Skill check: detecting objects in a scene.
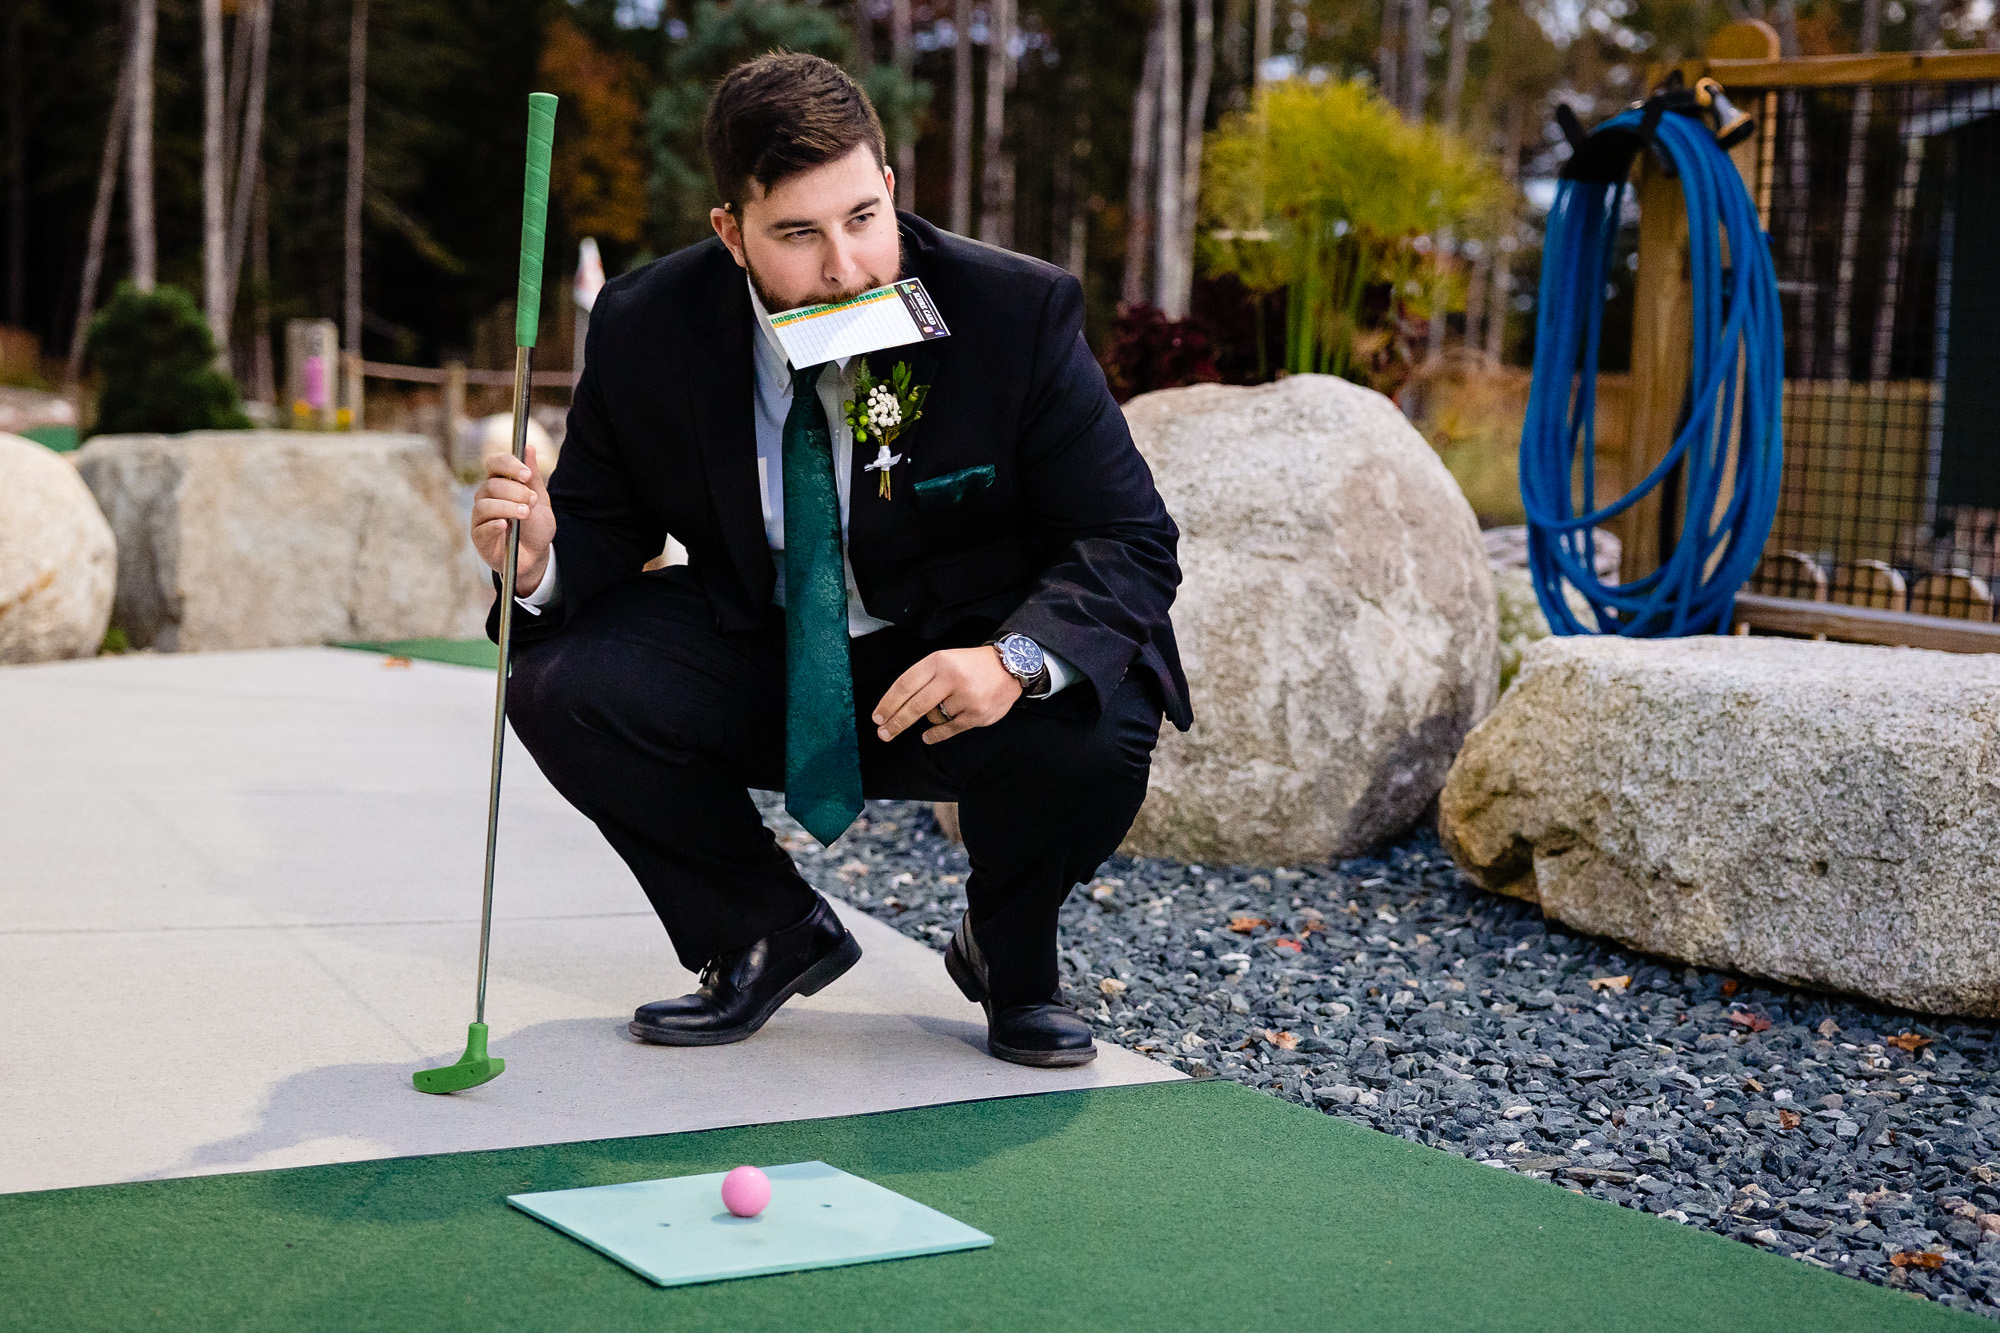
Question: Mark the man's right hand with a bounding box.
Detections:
[471,443,557,598]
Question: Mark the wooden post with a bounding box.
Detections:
[1617,161,1695,584]
[1618,20,1778,587]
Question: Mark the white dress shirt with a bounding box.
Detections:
[518,276,1075,698]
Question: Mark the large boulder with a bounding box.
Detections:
[1440,634,2000,1017]
[1119,374,1499,866]
[74,431,489,651]
[0,433,116,663]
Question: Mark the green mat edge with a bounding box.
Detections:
[337,637,498,669]
[0,1079,1977,1332]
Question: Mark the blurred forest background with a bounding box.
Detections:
[2,0,1994,514]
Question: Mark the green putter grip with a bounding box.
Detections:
[515,92,558,349]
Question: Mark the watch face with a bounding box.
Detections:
[998,634,1044,678]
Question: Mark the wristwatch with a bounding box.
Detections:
[988,632,1051,698]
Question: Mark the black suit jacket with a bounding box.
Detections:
[494,211,1192,732]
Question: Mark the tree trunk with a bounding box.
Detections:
[1378,0,1400,113]
[1401,0,1427,119]
[1220,0,1247,105]
[202,0,228,355]
[1911,0,1941,52]
[1770,0,1800,54]
[852,0,872,66]
[1463,247,1487,359]
[6,8,22,328]
[252,174,274,404]
[1171,0,1213,321]
[1123,20,1162,306]
[978,0,1016,247]
[1828,0,1879,381]
[1442,0,1468,129]
[950,0,973,234]
[891,0,914,211]
[224,0,270,338]
[1252,0,1273,87]
[1153,0,1183,314]
[224,0,254,167]
[127,0,156,292]
[344,0,368,376]
[69,53,134,385]
[1485,103,1524,363]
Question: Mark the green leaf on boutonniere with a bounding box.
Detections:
[845,357,929,500]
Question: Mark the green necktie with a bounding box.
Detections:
[782,362,864,846]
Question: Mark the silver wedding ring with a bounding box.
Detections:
[929,703,954,725]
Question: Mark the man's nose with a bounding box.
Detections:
[823,232,863,292]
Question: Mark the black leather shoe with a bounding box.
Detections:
[629,895,861,1046]
[943,913,1097,1068]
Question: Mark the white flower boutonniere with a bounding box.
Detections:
[844,359,929,500]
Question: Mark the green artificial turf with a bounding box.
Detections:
[0,1081,1975,1332]
[20,423,79,453]
[338,637,499,669]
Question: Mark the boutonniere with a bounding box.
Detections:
[845,358,930,499]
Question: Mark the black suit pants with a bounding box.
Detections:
[504,566,1164,1009]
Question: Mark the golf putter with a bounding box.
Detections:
[415,91,558,1095]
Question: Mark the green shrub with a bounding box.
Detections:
[84,283,250,437]
[1200,80,1506,391]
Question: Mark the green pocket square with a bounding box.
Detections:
[910,464,996,509]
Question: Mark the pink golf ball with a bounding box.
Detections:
[720,1165,771,1218]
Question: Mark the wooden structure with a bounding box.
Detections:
[1620,22,2000,653]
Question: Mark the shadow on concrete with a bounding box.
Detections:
[159,1009,1100,1192]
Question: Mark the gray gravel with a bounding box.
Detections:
[759,794,2000,1319]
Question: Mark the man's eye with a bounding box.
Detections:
[786,230,815,241]
[850,212,875,228]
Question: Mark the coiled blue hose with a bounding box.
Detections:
[1519,107,1784,637]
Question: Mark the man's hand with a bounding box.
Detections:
[873,646,1022,745]
[470,443,556,597]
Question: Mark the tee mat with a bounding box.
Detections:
[507,1160,992,1288]
[767,278,950,367]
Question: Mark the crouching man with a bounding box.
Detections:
[470,52,1191,1067]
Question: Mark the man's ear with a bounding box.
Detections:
[882,163,896,205]
[710,205,747,268]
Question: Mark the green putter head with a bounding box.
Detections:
[413,1022,505,1094]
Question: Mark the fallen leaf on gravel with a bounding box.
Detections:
[1891,1251,1946,1271]
[1777,1108,1802,1130]
[1886,1032,1934,1052]
[1273,938,1303,953]
[1261,1029,1299,1050]
[1743,1077,1766,1093]
[1098,977,1127,995]
[1587,975,1631,993]
[1721,978,1740,997]
[1729,1011,1773,1032]
[1817,1018,1841,1037]
[1228,916,1269,934]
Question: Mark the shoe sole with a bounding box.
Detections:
[945,936,1098,1068]
[628,930,863,1047]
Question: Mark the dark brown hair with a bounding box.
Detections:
[703,53,886,211]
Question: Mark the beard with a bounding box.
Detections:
[745,233,906,314]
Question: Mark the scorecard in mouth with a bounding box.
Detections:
[768,277,950,366]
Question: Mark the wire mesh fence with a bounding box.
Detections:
[1736,76,2000,622]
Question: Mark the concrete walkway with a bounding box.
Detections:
[0,648,1176,1195]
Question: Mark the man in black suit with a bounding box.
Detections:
[471,53,1190,1068]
